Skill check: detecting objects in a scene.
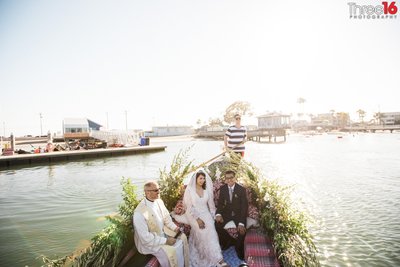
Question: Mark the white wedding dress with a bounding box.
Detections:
[183,171,223,267]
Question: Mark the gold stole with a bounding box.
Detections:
[163,226,189,267]
[137,201,189,267]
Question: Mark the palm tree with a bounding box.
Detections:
[337,112,350,128]
[297,97,306,117]
[329,109,336,126]
[373,112,382,125]
[356,109,366,124]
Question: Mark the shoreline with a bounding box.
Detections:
[0,145,167,169]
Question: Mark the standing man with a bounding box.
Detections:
[133,181,188,267]
[215,170,248,260]
[224,114,247,157]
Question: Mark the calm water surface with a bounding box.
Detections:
[1,134,399,266]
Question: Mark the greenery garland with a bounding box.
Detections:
[158,146,194,211]
[207,152,319,266]
[41,178,139,267]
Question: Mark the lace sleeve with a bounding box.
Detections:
[207,190,216,219]
[183,188,200,220]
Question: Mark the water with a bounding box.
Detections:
[1,134,400,266]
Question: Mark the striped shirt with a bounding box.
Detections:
[225,125,247,152]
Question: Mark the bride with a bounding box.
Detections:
[183,170,229,267]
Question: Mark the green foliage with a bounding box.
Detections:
[208,117,224,127]
[259,179,319,266]
[118,177,140,225]
[41,178,139,267]
[223,101,253,123]
[71,217,132,267]
[242,163,319,267]
[207,154,319,267]
[40,256,66,267]
[159,147,194,211]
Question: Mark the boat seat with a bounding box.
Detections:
[119,248,158,267]
[244,228,280,267]
[143,256,159,267]
[122,219,187,267]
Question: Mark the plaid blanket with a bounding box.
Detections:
[144,256,159,267]
[245,229,280,267]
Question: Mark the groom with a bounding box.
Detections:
[215,170,248,260]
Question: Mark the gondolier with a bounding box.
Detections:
[224,114,247,157]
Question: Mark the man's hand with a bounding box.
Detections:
[238,225,246,235]
[166,237,176,246]
[215,215,224,224]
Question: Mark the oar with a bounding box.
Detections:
[189,140,247,172]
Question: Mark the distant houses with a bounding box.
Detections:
[61,111,400,142]
[380,112,400,125]
[62,118,103,139]
[144,126,194,137]
[62,118,140,146]
[257,113,291,129]
[310,113,336,127]
[290,112,351,131]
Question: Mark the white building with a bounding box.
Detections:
[62,118,139,145]
[380,112,400,125]
[62,118,103,139]
[145,126,194,137]
[257,113,291,129]
[62,118,102,135]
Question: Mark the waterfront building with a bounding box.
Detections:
[199,125,228,132]
[62,118,140,146]
[257,112,291,129]
[336,112,350,128]
[310,113,336,127]
[145,126,194,137]
[62,118,103,139]
[380,112,400,125]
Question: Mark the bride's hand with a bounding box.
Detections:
[197,218,205,229]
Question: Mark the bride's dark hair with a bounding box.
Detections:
[196,171,207,190]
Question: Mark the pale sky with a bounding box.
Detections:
[0,0,399,136]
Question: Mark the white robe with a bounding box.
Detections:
[133,198,184,267]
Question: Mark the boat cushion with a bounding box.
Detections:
[244,229,280,267]
[144,256,159,267]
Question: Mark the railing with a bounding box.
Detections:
[344,125,400,131]
[90,130,140,146]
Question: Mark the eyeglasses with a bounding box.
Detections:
[235,117,241,120]
[225,176,235,180]
[146,189,160,193]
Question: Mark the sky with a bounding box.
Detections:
[0,0,399,136]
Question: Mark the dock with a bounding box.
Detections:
[196,128,287,142]
[0,145,166,168]
[343,125,400,133]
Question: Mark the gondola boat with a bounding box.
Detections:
[42,151,319,267]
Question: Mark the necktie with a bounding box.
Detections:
[229,187,233,202]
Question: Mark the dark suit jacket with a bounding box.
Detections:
[216,182,248,227]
